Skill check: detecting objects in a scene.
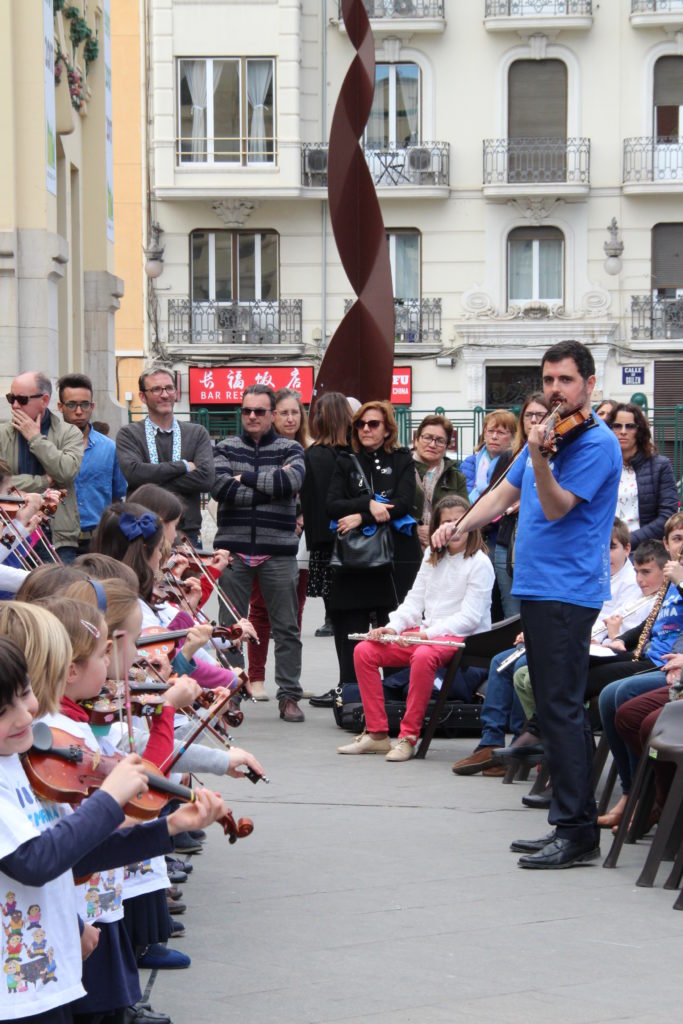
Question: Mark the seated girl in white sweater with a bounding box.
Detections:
[338,495,494,762]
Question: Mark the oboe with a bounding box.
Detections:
[348,632,464,649]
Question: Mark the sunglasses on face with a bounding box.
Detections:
[241,407,270,418]
[357,419,383,430]
[612,422,637,432]
[6,393,43,406]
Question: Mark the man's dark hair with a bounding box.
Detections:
[57,373,93,402]
[242,384,275,411]
[541,340,595,381]
[139,366,176,392]
[633,539,668,569]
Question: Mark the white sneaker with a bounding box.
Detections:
[386,736,417,762]
[337,731,391,755]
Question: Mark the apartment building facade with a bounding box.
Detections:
[122,0,683,421]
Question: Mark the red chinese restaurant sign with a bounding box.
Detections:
[189,366,412,405]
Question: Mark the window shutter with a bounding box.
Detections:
[654,57,683,107]
[652,224,683,289]
[508,60,567,139]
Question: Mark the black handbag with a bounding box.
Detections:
[329,455,395,572]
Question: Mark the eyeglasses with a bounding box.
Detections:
[6,393,43,406]
[612,422,637,432]
[419,434,447,447]
[523,410,545,421]
[62,401,93,412]
[241,407,270,418]
[357,419,383,430]
[143,385,176,397]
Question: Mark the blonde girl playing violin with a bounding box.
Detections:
[0,604,227,1024]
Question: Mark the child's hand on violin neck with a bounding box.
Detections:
[182,622,214,660]
[163,675,202,710]
[167,788,229,834]
[100,754,149,806]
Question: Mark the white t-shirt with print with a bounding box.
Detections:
[0,754,85,1020]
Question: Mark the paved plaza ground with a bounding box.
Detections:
[142,597,681,1024]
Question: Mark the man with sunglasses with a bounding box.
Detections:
[0,371,83,559]
[56,374,128,558]
[116,366,215,546]
[212,385,307,722]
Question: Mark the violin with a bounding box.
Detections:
[195,689,243,730]
[78,692,166,726]
[0,494,26,519]
[538,401,592,458]
[135,624,243,661]
[23,723,254,844]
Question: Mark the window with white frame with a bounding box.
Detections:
[387,230,420,300]
[178,58,275,165]
[508,226,563,305]
[190,231,279,302]
[367,63,420,148]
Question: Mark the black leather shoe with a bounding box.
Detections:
[493,742,545,763]
[510,830,556,853]
[314,622,334,637]
[522,787,553,809]
[518,836,600,869]
[308,689,335,708]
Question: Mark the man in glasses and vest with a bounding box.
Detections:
[212,384,307,723]
[116,365,215,547]
[0,371,83,561]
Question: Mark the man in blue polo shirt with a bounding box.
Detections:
[433,340,622,869]
[57,374,127,559]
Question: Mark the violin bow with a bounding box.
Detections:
[159,688,238,773]
[158,568,239,670]
[137,656,236,753]
[177,539,248,633]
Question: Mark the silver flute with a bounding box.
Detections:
[496,594,654,674]
[348,632,464,648]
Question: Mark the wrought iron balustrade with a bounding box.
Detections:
[631,295,683,340]
[339,0,444,18]
[302,142,449,188]
[343,297,442,344]
[623,137,683,182]
[631,1,683,12]
[167,299,303,346]
[485,1,591,13]
[483,137,590,184]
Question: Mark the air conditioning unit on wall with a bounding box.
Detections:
[304,148,328,187]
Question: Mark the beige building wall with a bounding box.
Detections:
[127,0,683,421]
[0,0,125,426]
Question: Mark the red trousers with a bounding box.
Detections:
[353,632,460,739]
[247,571,308,681]
[615,686,674,810]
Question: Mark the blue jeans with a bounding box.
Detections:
[598,670,667,794]
[493,544,520,619]
[479,648,527,748]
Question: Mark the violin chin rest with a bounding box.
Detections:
[30,722,54,752]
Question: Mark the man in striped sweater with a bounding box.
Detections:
[212,385,306,722]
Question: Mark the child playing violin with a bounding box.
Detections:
[338,496,494,762]
[0,607,228,1024]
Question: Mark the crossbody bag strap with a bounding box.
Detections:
[349,453,373,496]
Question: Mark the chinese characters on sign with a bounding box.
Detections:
[189,366,413,405]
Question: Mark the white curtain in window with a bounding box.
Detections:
[509,240,532,301]
[247,61,273,162]
[394,234,420,300]
[539,239,563,300]
[184,61,208,162]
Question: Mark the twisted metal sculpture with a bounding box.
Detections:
[312,0,394,407]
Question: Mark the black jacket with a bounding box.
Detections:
[326,447,421,611]
[301,444,350,549]
[628,451,679,548]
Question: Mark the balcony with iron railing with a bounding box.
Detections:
[301,142,449,194]
[484,0,593,32]
[167,298,304,355]
[337,0,446,34]
[631,295,683,340]
[631,1,683,30]
[482,137,590,198]
[623,138,683,193]
[343,297,443,353]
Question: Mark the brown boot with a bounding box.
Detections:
[279,698,305,723]
[452,746,498,775]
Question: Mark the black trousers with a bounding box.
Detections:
[521,600,599,844]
